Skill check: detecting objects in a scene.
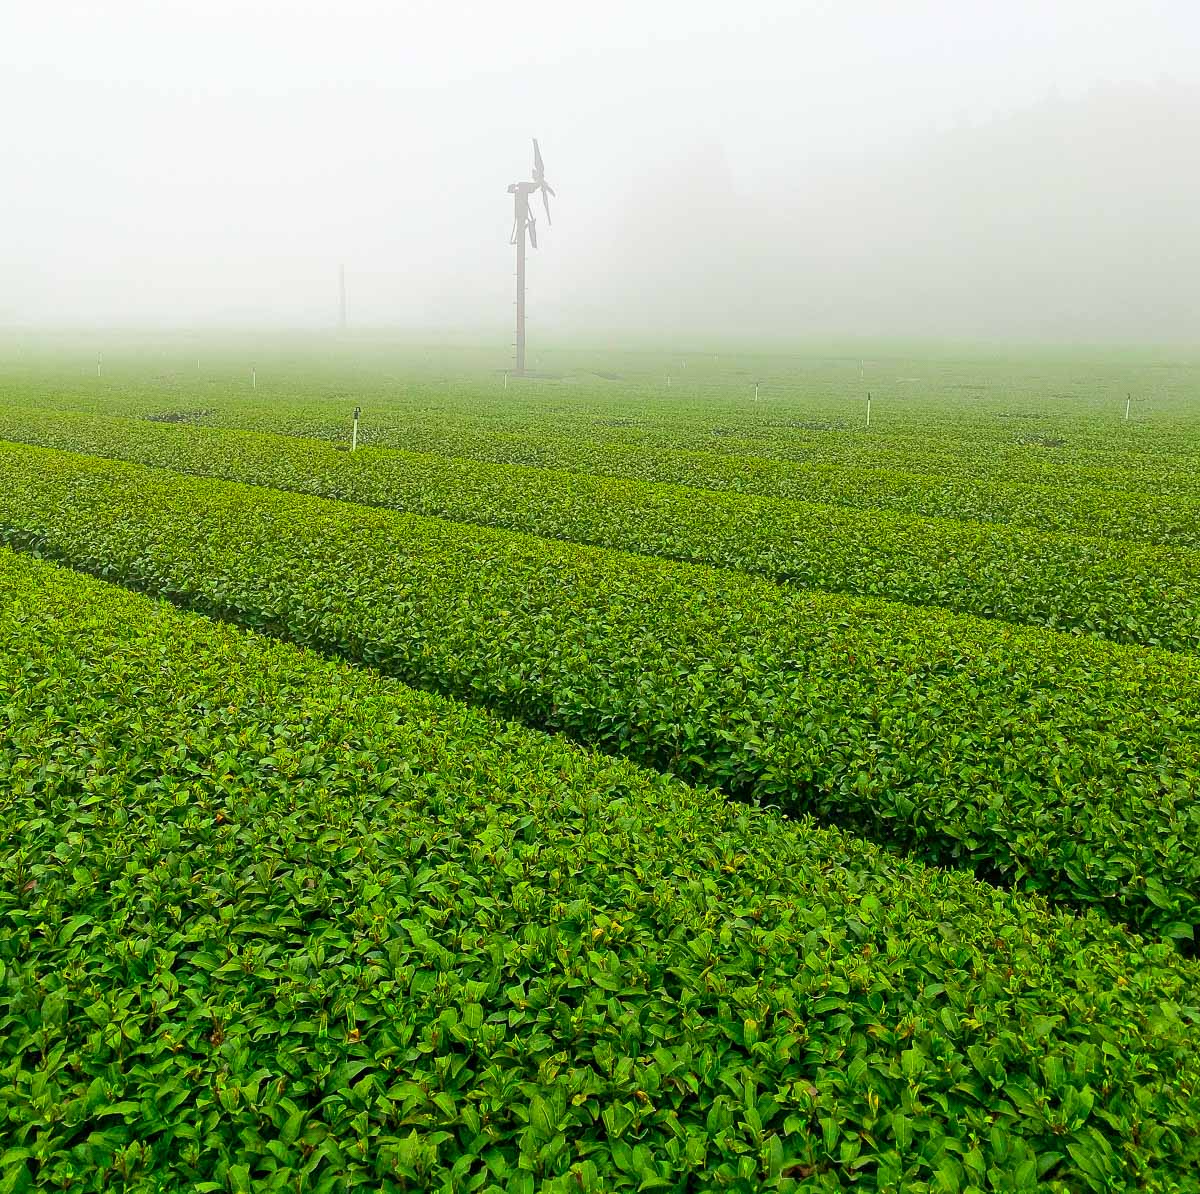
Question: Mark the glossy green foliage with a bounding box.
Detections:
[254,423,1200,550]
[2,443,1198,941]
[0,409,1196,652]
[2,341,1200,549]
[3,549,1199,1192]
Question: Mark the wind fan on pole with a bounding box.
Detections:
[508,139,555,375]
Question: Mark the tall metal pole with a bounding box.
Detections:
[338,264,347,333]
[514,192,527,375]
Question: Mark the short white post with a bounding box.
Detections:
[503,372,508,390]
[866,393,872,427]
[97,353,102,378]
[754,383,759,402]
[1125,394,1131,422]
[351,405,361,453]
[251,367,257,390]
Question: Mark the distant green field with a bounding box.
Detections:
[2,334,1198,1190]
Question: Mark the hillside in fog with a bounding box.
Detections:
[561,84,1200,341]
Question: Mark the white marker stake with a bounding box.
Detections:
[866,393,872,428]
[1125,394,1131,422]
[96,354,102,378]
[352,405,361,453]
[504,372,508,391]
[251,367,257,390]
[754,384,759,402]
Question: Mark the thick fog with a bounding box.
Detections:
[3,0,1199,342]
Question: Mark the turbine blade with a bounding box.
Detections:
[533,138,544,179]
[541,187,552,224]
[528,218,538,249]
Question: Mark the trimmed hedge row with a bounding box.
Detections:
[1,442,1198,943]
[3,549,1200,1191]
[0,410,1197,653]
[191,405,1200,549]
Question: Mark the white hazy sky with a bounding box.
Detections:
[3,1,1199,339]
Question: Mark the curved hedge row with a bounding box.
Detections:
[193,406,1200,548]
[3,549,1200,1191]
[5,343,1197,497]
[1,442,1198,943]
[0,410,1196,652]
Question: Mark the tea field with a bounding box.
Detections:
[1,335,1199,1191]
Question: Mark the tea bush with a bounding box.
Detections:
[3,549,1199,1191]
[1,444,1197,941]
[0,410,1195,651]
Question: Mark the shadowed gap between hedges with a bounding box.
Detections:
[1,526,1192,958]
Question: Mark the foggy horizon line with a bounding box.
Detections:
[3,323,1198,357]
